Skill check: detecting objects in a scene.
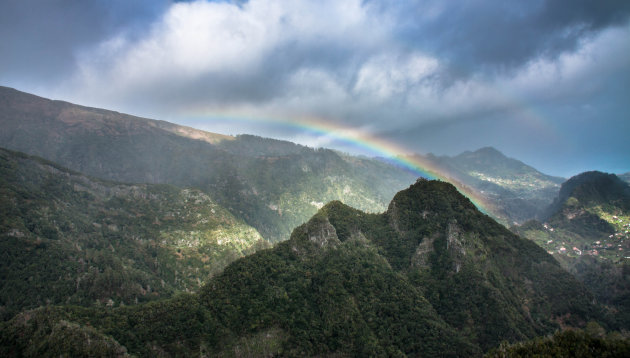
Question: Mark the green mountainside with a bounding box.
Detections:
[513,171,630,328]
[0,148,268,320]
[0,86,417,242]
[411,147,564,225]
[0,179,599,357]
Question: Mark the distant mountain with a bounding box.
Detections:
[0,147,268,320]
[0,86,416,242]
[544,171,630,221]
[513,171,630,328]
[519,171,630,253]
[619,172,630,185]
[1,179,598,357]
[413,147,565,225]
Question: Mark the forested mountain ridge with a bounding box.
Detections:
[0,147,268,320]
[327,179,597,348]
[0,179,599,357]
[0,86,417,242]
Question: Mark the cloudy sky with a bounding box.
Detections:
[1,0,629,177]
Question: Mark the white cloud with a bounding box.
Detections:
[74,1,278,96]
[66,0,385,106]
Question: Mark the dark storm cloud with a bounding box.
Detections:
[389,0,630,75]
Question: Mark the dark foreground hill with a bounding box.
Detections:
[0,86,416,242]
[0,147,268,320]
[1,179,598,357]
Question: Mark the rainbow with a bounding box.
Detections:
[180,111,495,215]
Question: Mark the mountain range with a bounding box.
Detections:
[1,86,629,356]
[0,86,567,238]
[1,179,599,357]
